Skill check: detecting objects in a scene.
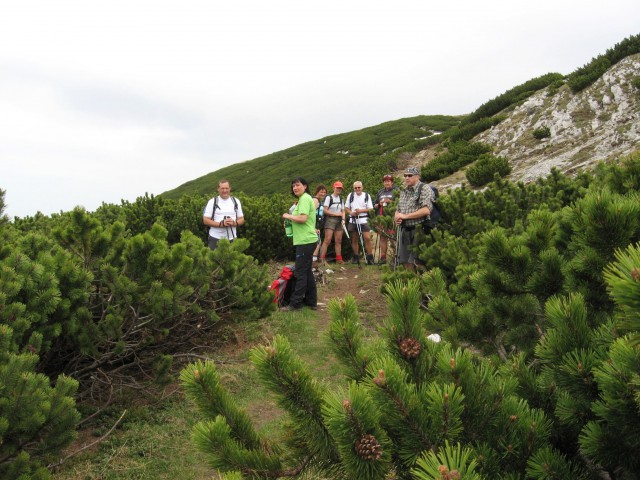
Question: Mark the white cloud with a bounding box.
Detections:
[1,0,639,217]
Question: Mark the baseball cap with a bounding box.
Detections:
[333,181,343,188]
[403,167,420,176]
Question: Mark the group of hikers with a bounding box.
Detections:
[203,166,436,311]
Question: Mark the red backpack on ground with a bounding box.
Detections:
[268,265,296,307]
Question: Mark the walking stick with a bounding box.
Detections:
[373,225,380,264]
[354,220,363,266]
[394,224,402,271]
[342,220,350,240]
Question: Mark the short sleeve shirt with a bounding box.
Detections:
[323,194,344,215]
[397,182,434,228]
[203,196,244,239]
[345,191,374,225]
[291,193,318,246]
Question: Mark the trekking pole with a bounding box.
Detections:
[374,224,380,265]
[342,220,350,240]
[394,224,402,271]
[356,221,367,266]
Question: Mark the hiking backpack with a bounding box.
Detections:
[207,196,239,220]
[326,195,343,211]
[417,183,442,231]
[314,197,324,229]
[268,265,296,307]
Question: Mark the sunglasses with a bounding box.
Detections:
[403,174,415,178]
[354,187,362,189]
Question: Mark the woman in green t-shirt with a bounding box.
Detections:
[281,177,318,310]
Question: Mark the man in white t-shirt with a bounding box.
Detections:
[345,181,374,265]
[202,180,245,250]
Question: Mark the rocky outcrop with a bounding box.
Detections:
[472,54,640,183]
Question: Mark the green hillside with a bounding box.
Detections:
[161,115,462,199]
[161,34,640,200]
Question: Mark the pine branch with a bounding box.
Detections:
[48,410,127,469]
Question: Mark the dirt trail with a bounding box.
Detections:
[315,261,387,325]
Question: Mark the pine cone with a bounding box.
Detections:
[354,434,383,461]
[399,336,422,359]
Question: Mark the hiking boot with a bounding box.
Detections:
[351,255,360,264]
[377,257,387,265]
[336,259,344,264]
[366,254,374,265]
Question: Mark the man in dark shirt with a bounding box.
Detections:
[373,174,398,264]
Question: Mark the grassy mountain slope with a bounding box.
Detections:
[164,34,640,199]
[162,115,462,199]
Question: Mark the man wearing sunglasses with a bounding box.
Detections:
[394,167,434,270]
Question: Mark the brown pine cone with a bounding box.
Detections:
[354,433,383,461]
[399,336,422,359]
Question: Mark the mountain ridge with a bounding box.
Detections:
[163,43,640,199]
[474,54,640,184]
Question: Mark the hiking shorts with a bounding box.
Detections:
[347,222,371,233]
[323,216,343,231]
[208,236,234,250]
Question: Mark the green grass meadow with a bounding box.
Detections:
[53,287,368,479]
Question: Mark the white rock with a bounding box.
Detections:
[427,333,441,343]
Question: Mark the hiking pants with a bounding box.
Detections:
[289,242,317,309]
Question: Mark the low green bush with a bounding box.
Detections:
[465,154,511,186]
[421,141,493,181]
[533,126,551,140]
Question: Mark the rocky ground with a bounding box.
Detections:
[406,54,640,190]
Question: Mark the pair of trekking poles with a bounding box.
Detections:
[347,215,404,268]
[347,216,373,266]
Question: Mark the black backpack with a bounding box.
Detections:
[208,196,239,220]
[313,197,324,229]
[417,183,442,231]
[326,195,343,210]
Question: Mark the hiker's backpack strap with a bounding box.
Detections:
[231,196,239,222]
[348,192,370,219]
[209,196,219,220]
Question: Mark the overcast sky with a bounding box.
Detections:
[1,1,638,219]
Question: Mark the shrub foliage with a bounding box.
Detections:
[180,153,640,480]
[465,154,511,186]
